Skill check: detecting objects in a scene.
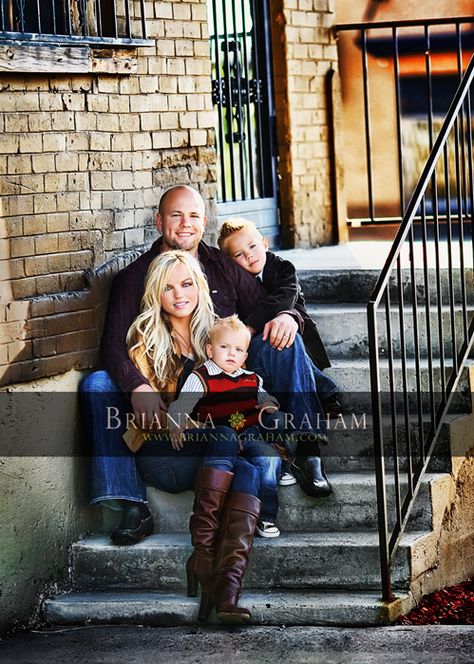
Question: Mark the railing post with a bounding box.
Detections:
[368,300,393,602]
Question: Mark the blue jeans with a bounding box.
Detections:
[135,425,260,496]
[239,423,281,522]
[247,333,333,434]
[79,371,260,503]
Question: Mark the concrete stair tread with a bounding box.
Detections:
[74,530,430,549]
[43,588,413,626]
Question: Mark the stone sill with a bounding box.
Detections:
[0,41,149,74]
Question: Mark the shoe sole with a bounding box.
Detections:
[256,530,280,538]
[217,611,251,625]
[278,478,297,486]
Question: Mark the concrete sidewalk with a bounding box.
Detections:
[1,625,473,664]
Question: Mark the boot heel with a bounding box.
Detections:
[197,591,213,624]
[186,559,199,597]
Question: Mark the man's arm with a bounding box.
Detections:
[101,269,150,393]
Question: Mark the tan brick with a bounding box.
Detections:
[158,76,178,94]
[119,114,140,132]
[35,273,61,294]
[42,133,67,152]
[189,129,208,146]
[39,92,64,111]
[75,112,98,131]
[51,112,75,131]
[11,277,36,299]
[111,133,132,151]
[107,94,130,113]
[160,112,179,129]
[7,155,32,174]
[44,172,67,193]
[19,133,43,153]
[133,171,153,189]
[23,213,47,234]
[167,58,186,76]
[102,191,124,209]
[139,76,159,93]
[10,236,35,258]
[0,135,19,153]
[173,3,191,20]
[112,171,134,190]
[164,21,184,38]
[185,59,210,76]
[97,78,119,94]
[155,2,173,19]
[179,111,197,129]
[24,255,50,276]
[171,131,189,148]
[103,230,124,251]
[191,3,207,20]
[5,114,29,132]
[176,40,194,57]
[67,173,89,191]
[178,76,195,94]
[168,96,187,112]
[90,132,111,151]
[132,133,152,150]
[183,22,201,39]
[55,152,79,172]
[97,113,120,132]
[34,194,58,214]
[152,131,171,150]
[66,133,90,151]
[56,192,81,212]
[125,228,145,246]
[197,110,215,129]
[141,113,161,131]
[148,57,168,75]
[47,213,70,233]
[4,195,34,216]
[119,77,141,94]
[87,94,109,112]
[35,233,59,255]
[194,41,211,58]
[62,93,85,111]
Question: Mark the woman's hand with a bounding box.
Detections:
[262,313,297,350]
[170,426,186,451]
[131,384,167,430]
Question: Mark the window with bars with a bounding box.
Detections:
[0,0,149,45]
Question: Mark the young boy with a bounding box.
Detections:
[218,218,342,485]
[168,315,285,538]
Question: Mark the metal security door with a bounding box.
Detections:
[208,0,279,247]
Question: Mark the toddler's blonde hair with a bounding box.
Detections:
[208,314,251,347]
[217,217,263,252]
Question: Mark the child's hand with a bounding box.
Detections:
[170,427,185,451]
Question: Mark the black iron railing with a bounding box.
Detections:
[0,0,149,45]
[367,53,474,600]
[334,17,474,227]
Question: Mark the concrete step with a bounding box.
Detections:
[96,472,437,537]
[143,472,438,534]
[308,303,474,360]
[325,359,471,413]
[298,267,474,305]
[70,530,430,592]
[43,588,413,627]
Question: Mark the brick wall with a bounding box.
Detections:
[271,0,338,247]
[0,0,217,387]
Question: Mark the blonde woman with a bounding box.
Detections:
[127,251,262,625]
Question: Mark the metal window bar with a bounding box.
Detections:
[334,16,474,227]
[367,53,474,600]
[0,0,150,45]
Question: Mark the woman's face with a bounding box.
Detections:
[160,262,199,323]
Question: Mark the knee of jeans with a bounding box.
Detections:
[79,370,119,393]
[254,455,281,480]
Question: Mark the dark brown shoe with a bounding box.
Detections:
[110,502,154,545]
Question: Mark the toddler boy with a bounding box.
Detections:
[218,218,342,485]
[168,315,284,538]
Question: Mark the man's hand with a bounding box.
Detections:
[131,384,167,430]
[262,313,298,350]
[170,427,186,451]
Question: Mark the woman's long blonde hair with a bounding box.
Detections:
[127,250,215,393]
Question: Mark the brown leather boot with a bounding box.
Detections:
[213,492,260,625]
[185,466,233,622]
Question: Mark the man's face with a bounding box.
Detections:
[156,188,207,255]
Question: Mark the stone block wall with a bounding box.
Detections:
[271,0,339,247]
[0,0,217,387]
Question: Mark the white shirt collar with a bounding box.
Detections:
[204,358,249,377]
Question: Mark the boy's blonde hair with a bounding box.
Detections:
[209,314,251,346]
[217,217,263,252]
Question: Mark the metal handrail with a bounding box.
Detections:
[368,53,474,600]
